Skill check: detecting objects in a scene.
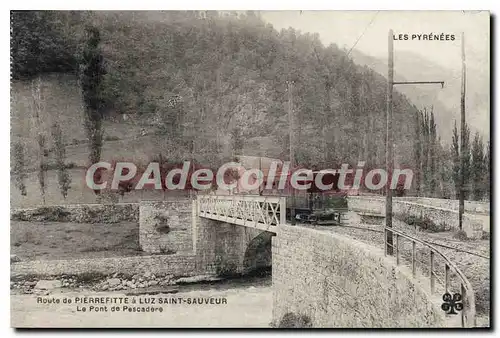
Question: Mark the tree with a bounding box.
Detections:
[10,11,78,80]
[154,93,186,162]
[78,26,106,189]
[437,140,453,199]
[462,123,471,200]
[51,122,72,199]
[428,109,437,196]
[414,108,439,197]
[485,140,490,199]
[36,134,47,204]
[230,127,244,159]
[451,120,472,200]
[421,109,430,195]
[413,110,422,195]
[451,121,460,199]
[471,132,486,201]
[12,142,27,196]
[30,76,48,204]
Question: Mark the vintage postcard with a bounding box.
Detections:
[10,10,490,328]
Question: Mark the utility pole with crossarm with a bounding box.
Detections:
[385,29,445,256]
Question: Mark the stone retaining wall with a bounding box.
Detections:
[193,215,268,275]
[396,197,490,214]
[348,196,490,214]
[348,196,386,215]
[348,196,484,238]
[272,224,453,328]
[139,200,194,254]
[11,254,201,278]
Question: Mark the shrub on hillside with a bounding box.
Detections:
[11,206,71,222]
[11,11,80,80]
[398,212,447,232]
[453,230,469,241]
[12,142,27,196]
[11,204,139,223]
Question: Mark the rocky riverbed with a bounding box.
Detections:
[10,271,230,296]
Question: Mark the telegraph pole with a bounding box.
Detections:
[287,80,296,225]
[459,32,466,230]
[385,29,445,255]
[386,30,394,254]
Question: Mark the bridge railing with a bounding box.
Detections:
[197,195,286,232]
[385,227,476,328]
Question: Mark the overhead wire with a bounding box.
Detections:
[346,11,380,58]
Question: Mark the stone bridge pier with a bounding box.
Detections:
[138,199,273,277]
[193,217,273,276]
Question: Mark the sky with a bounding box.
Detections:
[260,11,490,73]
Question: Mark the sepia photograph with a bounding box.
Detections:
[9,9,491,328]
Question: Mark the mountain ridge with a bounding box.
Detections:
[350,48,489,144]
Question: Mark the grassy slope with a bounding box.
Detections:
[10,73,285,207]
[11,221,141,260]
[11,74,166,207]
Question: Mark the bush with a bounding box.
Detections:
[12,142,27,196]
[323,195,348,209]
[11,204,139,223]
[11,206,71,222]
[214,256,238,278]
[75,272,108,284]
[11,11,79,80]
[397,212,447,232]
[276,312,313,328]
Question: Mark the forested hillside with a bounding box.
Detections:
[11,10,420,170]
[13,10,490,203]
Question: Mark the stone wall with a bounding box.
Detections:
[139,200,194,254]
[193,215,270,275]
[11,203,138,223]
[348,196,484,238]
[396,197,490,214]
[348,196,490,215]
[272,225,453,328]
[347,196,386,215]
